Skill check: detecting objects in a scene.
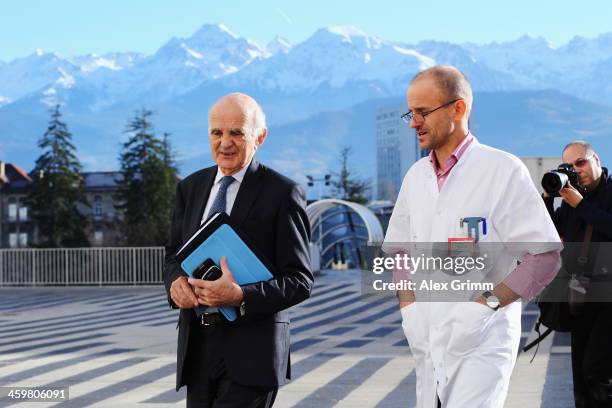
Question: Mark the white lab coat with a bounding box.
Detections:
[384,138,562,408]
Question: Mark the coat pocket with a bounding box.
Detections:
[447,301,496,354]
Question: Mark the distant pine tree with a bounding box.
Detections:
[332,146,371,205]
[25,105,89,247]
[115,109,179,246]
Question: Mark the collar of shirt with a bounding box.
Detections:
[429,132,474,178]
[213,160,250,185]
[202,161,251,224]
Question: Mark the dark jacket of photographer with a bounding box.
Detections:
[544,167,612,243]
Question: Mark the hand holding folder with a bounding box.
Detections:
[175,212,274,321]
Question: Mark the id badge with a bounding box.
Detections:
[447,237,475,257]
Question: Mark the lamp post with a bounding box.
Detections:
[306,174,332,261]
[305,174,331,200]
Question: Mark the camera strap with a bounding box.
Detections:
[580,224,593,262]
[571,224,594,279]
[566,224,593,300]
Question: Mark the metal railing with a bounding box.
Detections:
[0,247,165,286]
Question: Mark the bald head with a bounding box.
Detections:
[209,92,266,139]
[412,65,473,117]
[562,140,602,191]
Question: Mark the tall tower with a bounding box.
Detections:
[375,106,424,202]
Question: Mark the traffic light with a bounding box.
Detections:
[306,175,314,187]
[324,174,331,186]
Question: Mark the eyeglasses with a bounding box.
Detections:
[566,155,593,169]
[401,99,462,124]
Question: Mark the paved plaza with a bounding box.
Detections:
[0,271,574,407]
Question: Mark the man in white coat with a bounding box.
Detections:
[384,65,563,408]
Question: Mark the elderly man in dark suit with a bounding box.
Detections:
[163,92,313,408]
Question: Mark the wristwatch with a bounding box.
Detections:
[482,291,500,311]
[239,301,246,317]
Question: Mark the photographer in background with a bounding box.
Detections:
[543,141,612,408]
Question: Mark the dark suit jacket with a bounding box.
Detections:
[163,160,313,390]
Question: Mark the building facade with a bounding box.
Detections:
[376,105,427,202]
[520,156,561,195]
[0,161,123,248]
[80,172,123,247]
[0,162,33,248]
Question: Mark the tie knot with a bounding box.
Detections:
[219,175,235,190]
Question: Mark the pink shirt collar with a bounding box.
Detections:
[429,132,474,190]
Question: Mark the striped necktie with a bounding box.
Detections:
[203,175,235,223]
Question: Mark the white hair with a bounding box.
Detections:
[249,100,267,139]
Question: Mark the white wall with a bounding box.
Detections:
[520,156,561,194]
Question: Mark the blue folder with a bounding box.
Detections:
[176,212,273,321]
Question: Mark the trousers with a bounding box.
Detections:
[185,324,278,408]
[571,303,612,408]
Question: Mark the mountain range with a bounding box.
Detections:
[1,23,611,195]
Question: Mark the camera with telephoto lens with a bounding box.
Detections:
[541,163,584,196]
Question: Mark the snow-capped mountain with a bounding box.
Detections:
[0,24,271,111]
[0,50,81,101]
[3,23,612,112]
[69,52,146,73]
[140,23,267,81]
[94,23,271,109]
[1,23,612,178]
[223,26,433,92]
[464,33,612,95]
[0,50,145,107]
[266,36,292,55]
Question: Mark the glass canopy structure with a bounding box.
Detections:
[306,199,384,271]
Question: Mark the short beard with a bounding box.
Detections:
[428,128,452,151]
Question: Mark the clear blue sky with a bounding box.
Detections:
[1,0,611,61]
